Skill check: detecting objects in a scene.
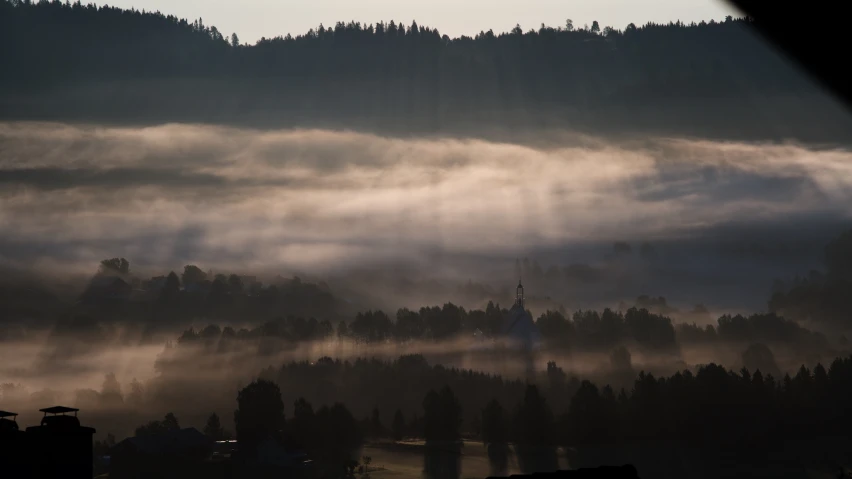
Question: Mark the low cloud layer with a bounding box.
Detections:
[1,122,851,280]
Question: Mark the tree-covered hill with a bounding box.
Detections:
[2,0,850,142]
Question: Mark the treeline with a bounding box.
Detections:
[270,354,852,476]
[254,355,533,435]
[474,355,852,475]
[2,0,848,141]
[172,304,826,355]
[59,261,347,331]
[123,353,852,477]
[770,230,852,329]
[121,380,365,478]
[0,1,777,89]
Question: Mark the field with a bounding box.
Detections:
[360,439,852,479]
[360,440,570,479]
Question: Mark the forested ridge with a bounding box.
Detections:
[2,0,850,141]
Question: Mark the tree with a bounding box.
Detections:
[351,310,393,342]
[392,409,405,441]
[227,274,243,294]
[565,381,607,446]
[481,399,507,443]
[591,21,601,34]
[742,343,781,378]
[313,403,364,475]
[565,19,574,32]
[135,412,180,437]
[234,379,286,451]
[182,265,207,286]
[423,386,462,479]
[482,399,509,477]
[126,378,144,405]
[100,372,123,406]
[209,26,223,42]
[512,385,558,473]
[422,387,462,441]
[337,320,350,339]
[135,420,163,437]
[204,413,225,440]
[100,258,129,275]
[230,32,239,47]
[163,412,180,430]
[161,271,180,299]
[395,308,425,341]
[370,407,384,438]
[421,303,464,340]
[288,397,316,449]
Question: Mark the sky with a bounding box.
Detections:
[103,0,740,44]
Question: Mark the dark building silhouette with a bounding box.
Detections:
[504,280,540,380]
[25,406,97,479]
[0,410,30,479]
[110,427,212,479]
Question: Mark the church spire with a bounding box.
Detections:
[515,278,524,308]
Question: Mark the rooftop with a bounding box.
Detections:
[40,406,79,415]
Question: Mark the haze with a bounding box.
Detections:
[4,3,852,478]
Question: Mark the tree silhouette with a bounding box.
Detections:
[287,397,316,449]
[163,412,180,430]
[181,265,207,286]
[203,412,226,440]
[160,271,180,301]
[234,379,285,452]
[423,386,462,479]
[134,412,180,436]
[227,274,244,294]
[482,399,509,477]
[100,372,123,406]
[370,407,384,438]
[99,258,129,275]
[392,409,405,441]
[512,385,558,473]
[314,403,364,477]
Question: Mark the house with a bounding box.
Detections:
[110,427,212,479]
[240,438,314,479]
[25,406,97,479]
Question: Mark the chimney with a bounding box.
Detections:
[25,406,97,479]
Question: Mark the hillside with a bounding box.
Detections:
[1,0,851,142]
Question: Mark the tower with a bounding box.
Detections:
[515,279,524,308]
[506,279,538,381]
